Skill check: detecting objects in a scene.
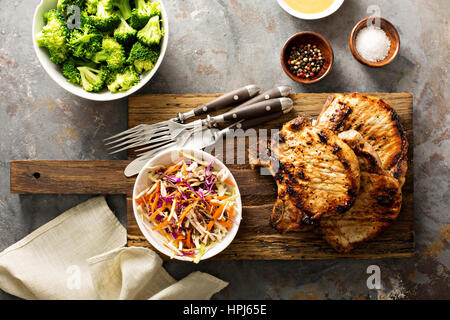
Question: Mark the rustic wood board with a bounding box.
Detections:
[10,93,414,260]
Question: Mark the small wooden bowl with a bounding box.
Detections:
[280,31,334,84]
[349,17,400,68]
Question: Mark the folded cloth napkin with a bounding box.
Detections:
[0,197,228,300]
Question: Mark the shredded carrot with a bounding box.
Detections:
[224,179,235,187]
[220,220,233,229]
[135,156,238,261]
[149,209,161,221]
[178,203,195,225]
[165,162,183,175]
[152,220,169,231]
[213,202,227,220]
[151,194,160,213]
[186,230,192,248]
[227,205,234,219]
[207,220,215,231]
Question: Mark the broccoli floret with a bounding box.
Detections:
[127,42,159,73]
[137,15,163,46]
[111,0,132,20]
[57,0,85,14]
[85,0,99,14]
[62,58,82,84]
[68,23,102,59]
[107,65,140,92]
[114,15,137,45]
[90,0,121,32]
[78,65,109,92]
[36,10,69,64]
[62,58,98,85]
[129,0,161,30]
[92,36,126,69]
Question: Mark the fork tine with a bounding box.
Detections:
[106,125,170,149]
[107,134,151,150]
[104,124,146,141]
[105,131,147,146]
[108,134,174,154]
[104,122,169,144]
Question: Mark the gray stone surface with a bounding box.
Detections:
[0,0,449,299]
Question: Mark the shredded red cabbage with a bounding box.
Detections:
[160,195,175,203]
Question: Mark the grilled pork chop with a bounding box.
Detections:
[250,116,361,232]
[316,93,408,187]
[319,130,402,253]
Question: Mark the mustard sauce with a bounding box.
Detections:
[284,0,335,14]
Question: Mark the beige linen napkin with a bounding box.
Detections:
[0,197,228,300]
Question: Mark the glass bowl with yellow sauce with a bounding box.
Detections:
[277,0,344,20]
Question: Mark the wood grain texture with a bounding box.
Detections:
[9,93,414,260]
[10,160,133,194]
[127,92,414,259]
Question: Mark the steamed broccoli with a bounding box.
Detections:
[106,65,140,92]
[111,0,132,20]
[62,58,82,84]
[57,0,85,14]
[62,58,98,84]
[36,10,69,64]
[92,36,126,69]
[68,23,103,59]
[127,42,159,73]
[129,0,161,30]
[90,0,121,32]
[85,0,99,14]
[114,14,137,45]
[78,65,109,92]
[137,15,163,46]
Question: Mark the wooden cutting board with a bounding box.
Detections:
[10,93,414,260]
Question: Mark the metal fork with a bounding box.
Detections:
[105,85,292,154]
[105,85,260,153]
[128,97,293,159]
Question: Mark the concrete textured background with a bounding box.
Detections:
[1,0,449,299]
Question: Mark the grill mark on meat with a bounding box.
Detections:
[297,170,307,180]
[376,194,395,207]
[319,130,402,253]
[318,130,329,143]
[316,93,408,187]
[333,144,341,154]
[336,205,349,213]
[334,105,352,131]
[347,188,357,197]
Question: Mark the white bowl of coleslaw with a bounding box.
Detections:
[132,148,242,263]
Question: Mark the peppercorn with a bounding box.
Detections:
[287,42,325,80]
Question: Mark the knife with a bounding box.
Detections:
[232,85,292,110]
[124,98,294,177]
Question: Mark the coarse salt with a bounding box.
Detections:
[355,25,391,62]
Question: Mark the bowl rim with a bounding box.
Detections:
[32,0,169,101]
[132,148,242,262]
[349,17,400,68]
[280,31,334,84]
[277,0,344,20]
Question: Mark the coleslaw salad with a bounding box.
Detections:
[133,150,241,263]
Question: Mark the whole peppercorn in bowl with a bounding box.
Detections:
[281,31,334,84]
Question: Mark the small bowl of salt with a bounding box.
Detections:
[349,17,400,68]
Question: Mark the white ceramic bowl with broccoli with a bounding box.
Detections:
[32,0,169,101]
